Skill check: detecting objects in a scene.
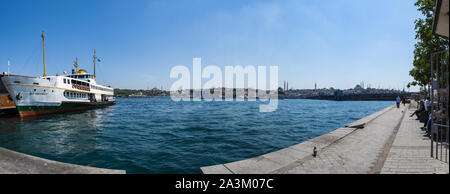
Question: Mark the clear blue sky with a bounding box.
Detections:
[0,0,421,91]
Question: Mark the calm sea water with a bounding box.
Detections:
[0,98,393,173]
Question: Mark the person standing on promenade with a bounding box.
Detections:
[396,96,401,108]
[424,98,431,111]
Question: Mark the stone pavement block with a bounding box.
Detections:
[224,156,282,174]
[200,164,233,174]
[262,147,310,166]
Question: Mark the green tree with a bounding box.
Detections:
[409,0,449,88]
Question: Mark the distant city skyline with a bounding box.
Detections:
[0,0,421,91]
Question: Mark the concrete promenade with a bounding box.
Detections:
[0,147,125,174]
[201,103,449,174]
[381,106,449,174]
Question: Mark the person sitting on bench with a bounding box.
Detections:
[411,101,425,119]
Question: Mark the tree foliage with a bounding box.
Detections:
[409,0,449,88]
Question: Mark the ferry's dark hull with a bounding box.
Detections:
[16,101,115,117]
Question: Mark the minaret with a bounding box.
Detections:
[287,82,289,91]
[315,83,317,90]
[284,81,286,91]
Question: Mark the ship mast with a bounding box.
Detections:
[41,31,47,77]
[93,49,96,80]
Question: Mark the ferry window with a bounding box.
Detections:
[63,79,66,84]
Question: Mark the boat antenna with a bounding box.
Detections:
[74,58,79,73]
[7,58,10,75]
[41,31,47,77]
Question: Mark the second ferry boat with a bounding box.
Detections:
[1,32,115,117]
[0,73,17,116]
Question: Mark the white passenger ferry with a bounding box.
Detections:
[1,32,115,117]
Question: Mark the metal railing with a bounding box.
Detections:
[429,50,449,163]
[431,123,449,163]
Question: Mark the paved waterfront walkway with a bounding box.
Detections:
[202,105,407,174]
[202,103,449,174]
[0,147,125,174]
[381,106,449,174]
[274,105,406,174]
